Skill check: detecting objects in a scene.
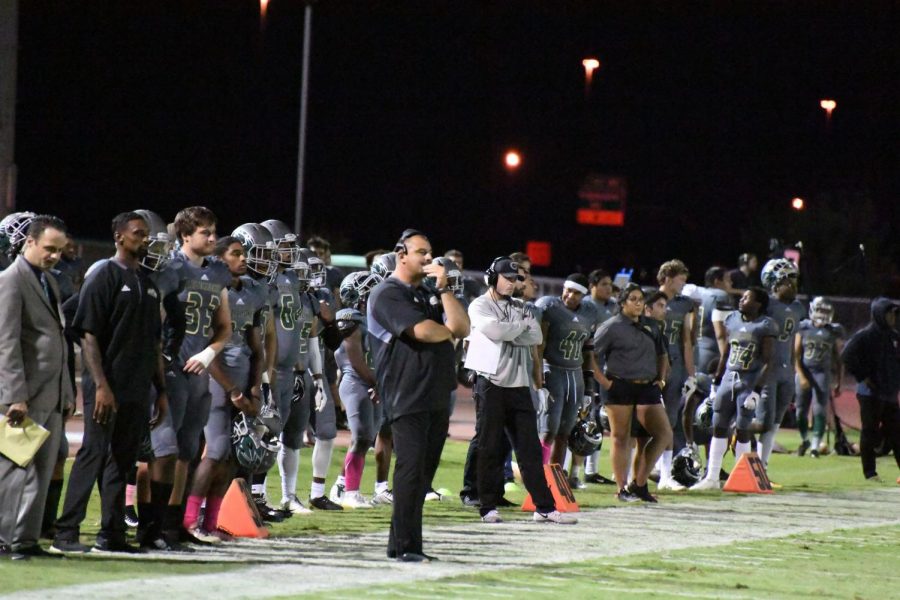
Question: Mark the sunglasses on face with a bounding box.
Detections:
[501,274,526,282]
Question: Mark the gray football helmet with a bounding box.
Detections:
[760,258,798,291]
[134,209,173,272]
[0,211,36,258]
[431,256,463,294]
[231,413,281,475]
[260,219,301,266]
[232,223,277,280]
[371,252,397,278]
[339,271,383,310]
[810,296,835,327]
[299,247,326,289]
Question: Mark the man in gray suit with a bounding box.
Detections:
[0,215,73,560]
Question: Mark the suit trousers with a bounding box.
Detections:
[474,377,554,514]
[0,410,63,550]
[55,390,146,544]
[388,406,449,557]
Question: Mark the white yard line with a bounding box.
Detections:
[6,489,899,600]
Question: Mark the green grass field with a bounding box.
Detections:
[1,427,897,598]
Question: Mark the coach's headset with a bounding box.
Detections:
[484,256,520,288]
[393,228,427,255]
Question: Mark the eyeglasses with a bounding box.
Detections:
[501,274,526,282]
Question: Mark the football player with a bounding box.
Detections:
[691,287,778,490]
[755,259,807,468]
[656,260,697,491]
[795,297,844,457]
[181,236,268,541]
[150,206,232,545]
[331,271,383,508]
[582,269,619,485]
[535,273,603,474]
[696,266,734,375]
[259,220,318,514]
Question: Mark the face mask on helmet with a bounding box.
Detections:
[810,297,834,326]
[339,271,383,310]
[568,417,603,456]
[427,257,463,294]
[0,211,36,258]
[231,413,281,474]
[247,241,277,279]
[142,233,173,272]
[671,446,702,487]
[305,256,326,289]
[761,258,799,291]
[290,260,311,291]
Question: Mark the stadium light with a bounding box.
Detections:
[504,150,521,171]
[582,58,600,99]
[791,197,805,211]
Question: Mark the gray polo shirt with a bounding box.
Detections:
[468,294,543,388]
[595,314,667,380]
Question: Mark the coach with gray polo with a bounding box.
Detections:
[0,215,72,560]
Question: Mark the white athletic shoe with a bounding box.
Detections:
[690,478,721,491]
[533,510,577,525]
[371,489,394,505]
[424,489,444,502]
[329,481,345,503]
[341,491,373,509]
[481,509,503,523]
[281,494,312,514]
[186,526,222,545]
[657,478,686,492]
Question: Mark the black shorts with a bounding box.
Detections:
[606,379,663,407]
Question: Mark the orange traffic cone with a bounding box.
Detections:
[723,452,774,494]
[521,464,580,512]
[216,478,269,538]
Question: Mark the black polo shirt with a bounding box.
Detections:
[368,278,455,418]
[72,259,161,404]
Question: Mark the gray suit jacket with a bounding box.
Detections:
[0,256,73,421]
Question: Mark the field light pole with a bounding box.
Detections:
[293,1,314,237]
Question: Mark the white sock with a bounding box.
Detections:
[335,474,345,486]
[585,450,599,475]
[563,449,573,473]
[251,480,267,497]
[278,447,300,501]
[734,441,751,461]
[375,480,389,495]
[706,437,728,480]
[658,450,673,482]
[759,429,778,466]
[310,481,325,499]
[312,438,334,479]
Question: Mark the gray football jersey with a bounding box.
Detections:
[767,297,807,369]
[269,270,303,369]
[295,291,320,368]
[797,319,844,372]
[173,253,232,362]
[723,311,779,374]
[662,295,695,362]
[697,287,732,345]
[536,296,601,369]
[334,311,371,386]
[222,276,269,367]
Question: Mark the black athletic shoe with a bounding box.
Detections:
[17,544,64,558]
[49,539,91,554]
[309,495,344,511]
[496,497,516,508]
[616,488,640,503]
[253,499,286,522]
[124,505,139,528]
[460,495,481,508]
[140,536,194,553]
[719,468,730,482]
[797,439,811,457]
[584,473,617,485]
[627,481,658,503]
[92,539,141,554]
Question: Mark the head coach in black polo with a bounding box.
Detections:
[368,229,470,562]
[51,212,168,554]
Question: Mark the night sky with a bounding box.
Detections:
[14,2,900,294]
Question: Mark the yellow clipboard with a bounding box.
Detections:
[0,415,51,467]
